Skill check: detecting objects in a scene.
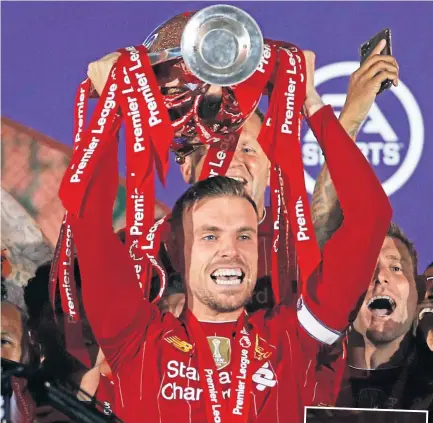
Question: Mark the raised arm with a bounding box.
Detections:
[301,102,393,338]
[69,139,159,371]
[294,48,394,344]
[311,39,399,249]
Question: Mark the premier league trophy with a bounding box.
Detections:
[132,4,312,306]
[59,2,313,311]
[146,5,263,85]
[141,5,265,160]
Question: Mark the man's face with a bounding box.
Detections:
[353,237,418,344]
[180,113,270,213]
[180,196,258,313]
[1,302,24,363]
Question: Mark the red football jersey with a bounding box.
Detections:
[69,106,391,422]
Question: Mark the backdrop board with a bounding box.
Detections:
[2,1,432,270]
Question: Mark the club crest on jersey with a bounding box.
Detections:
[164,336,193,353]
[254,334,272,361]
[239,335,252,348]
[207,336,231,370]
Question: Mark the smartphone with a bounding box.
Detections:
[360,28,392,95]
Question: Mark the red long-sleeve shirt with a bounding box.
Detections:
[68,105,392,422]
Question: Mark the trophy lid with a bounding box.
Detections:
[144,12,196,53]
[180,4,263,86]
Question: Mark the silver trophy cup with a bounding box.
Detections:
[146,4,264,87]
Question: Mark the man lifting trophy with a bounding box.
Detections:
[55,4,392,422]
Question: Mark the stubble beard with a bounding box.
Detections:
[192,286,254,313]
[365,319,411,345]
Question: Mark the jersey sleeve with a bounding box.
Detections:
[68,140,160,372]
[296,105,392,344]
[298,324,348,407]
[275,306,347,407]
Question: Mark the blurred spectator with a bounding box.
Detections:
[1,299,33,364]
[1,281,39,423]
[417,262,433,351]
[337,224,433,413]
[1,281,38,364]
[24,261,115,416]
[424,262,433,280]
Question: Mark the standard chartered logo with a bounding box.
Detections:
[303,61,424,196]
[159,360,277,401]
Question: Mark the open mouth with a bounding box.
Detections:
[367,295,396,317]
[210,268,245,286]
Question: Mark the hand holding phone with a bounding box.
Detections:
[339,30,399,136]
[360,28,394,95]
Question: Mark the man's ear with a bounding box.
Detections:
[180,156,193,184]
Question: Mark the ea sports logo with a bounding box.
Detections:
[302,62,424,196]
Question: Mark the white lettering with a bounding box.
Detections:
[62,225,77,321]
[257,44,272,74]
[295,197,310,241]
[129,189,144,236]
[161,382,203,401]
[74,87,86,143]
[280,78,297,134]
[70,82,117,183]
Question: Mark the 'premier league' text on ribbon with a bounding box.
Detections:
[70,82,117,183]
[123,46,163,129]
[280,48,298,135]
[61,224,78,323]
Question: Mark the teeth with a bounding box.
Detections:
[367,295,396,317]
[214,278,242,285]
[367,295,394,306]
[212,268,242,277]
[211,268,244,286]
